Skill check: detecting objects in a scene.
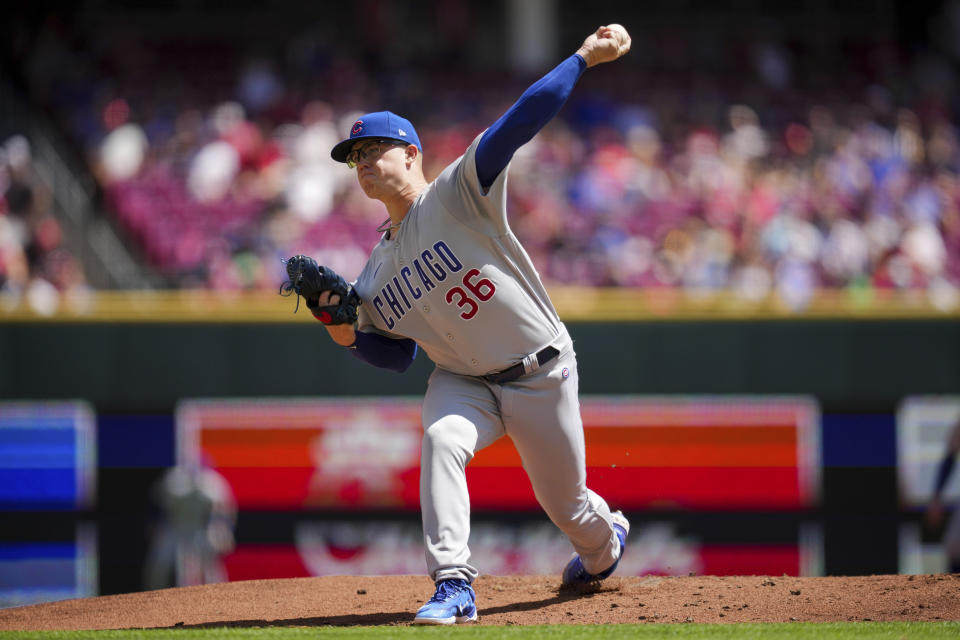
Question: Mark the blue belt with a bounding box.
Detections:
[482,346,559,385]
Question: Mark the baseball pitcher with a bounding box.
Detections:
[283,24,632,624]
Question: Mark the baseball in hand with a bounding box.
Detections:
[578,23,632,67]
[605,24,630,48]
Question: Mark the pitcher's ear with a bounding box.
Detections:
[405,144,420,166]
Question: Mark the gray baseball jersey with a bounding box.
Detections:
[353,134,566,375]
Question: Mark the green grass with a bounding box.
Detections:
[1,622,958,640]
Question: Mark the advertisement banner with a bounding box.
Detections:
[220,519,822,580]
[178,395,820,511]
[0,401,96,510]
[0,525,97,608]
[896,396,960,507]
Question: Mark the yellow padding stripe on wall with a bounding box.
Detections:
[0,288,958,323]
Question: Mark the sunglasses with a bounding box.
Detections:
[346,139,408,169]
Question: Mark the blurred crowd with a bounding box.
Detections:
[6,9,960,310]
[0,134,89,313]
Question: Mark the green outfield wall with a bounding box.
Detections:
[1,319,956,412]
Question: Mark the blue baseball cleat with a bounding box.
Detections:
[413,578,478,625]
[561,510,630,586]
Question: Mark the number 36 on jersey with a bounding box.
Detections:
[371,240,498,329]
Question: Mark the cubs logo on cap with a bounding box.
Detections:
[331,111,422,163]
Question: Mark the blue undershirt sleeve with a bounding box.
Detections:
[476,54,587,190]
[347,330,418,374]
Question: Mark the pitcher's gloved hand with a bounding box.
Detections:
[280,255,360,325]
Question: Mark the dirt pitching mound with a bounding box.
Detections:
[2,574,959,630]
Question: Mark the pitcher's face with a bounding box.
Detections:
[348,139,412,199]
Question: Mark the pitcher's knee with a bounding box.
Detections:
[422,415,476,466]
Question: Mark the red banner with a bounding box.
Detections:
[178,396,819,510]
[221,538,807,581]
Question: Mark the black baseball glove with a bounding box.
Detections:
[280,255,360,325]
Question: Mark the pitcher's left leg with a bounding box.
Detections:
[420,367,504,585]
[502,346,622,576]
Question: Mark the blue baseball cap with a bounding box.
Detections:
[331,111,422,163]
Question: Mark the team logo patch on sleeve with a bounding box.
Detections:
[562,367,570,379]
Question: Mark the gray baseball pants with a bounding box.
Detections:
[419,329,619,583]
